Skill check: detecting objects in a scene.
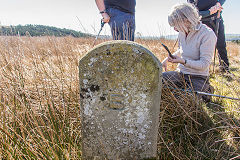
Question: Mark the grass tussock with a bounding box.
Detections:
[0,36,240,159]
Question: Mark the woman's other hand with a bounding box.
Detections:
[162,58,169,71]
[168,55,185,65]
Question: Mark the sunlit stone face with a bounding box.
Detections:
[79,40,162,160]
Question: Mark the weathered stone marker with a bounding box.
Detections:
[79,40,162,160]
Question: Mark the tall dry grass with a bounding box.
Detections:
[0,36,239,159]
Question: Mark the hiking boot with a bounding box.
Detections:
[202,85,214,103]
[209,85,214,94]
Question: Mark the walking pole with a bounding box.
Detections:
[92,19,105,47]
[213,10,221,73]
[195,91,240,101]
[164,87,240,101]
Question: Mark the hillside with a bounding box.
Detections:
[0,24,91,37]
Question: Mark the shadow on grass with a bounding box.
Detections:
[158,87,240,160]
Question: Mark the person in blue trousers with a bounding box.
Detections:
[188,0,230,73]
[95,0,136,41]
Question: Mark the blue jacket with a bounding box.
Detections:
[188,0,226,18]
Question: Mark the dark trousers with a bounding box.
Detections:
[162,71,212,101]
[107,8,135,41]
[202,18,229,69]
[163,71,210,93]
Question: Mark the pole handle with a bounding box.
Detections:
[101,19,105,28]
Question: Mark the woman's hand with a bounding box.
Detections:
[162,54,186,71]
[162,58,168,71]
[168,55,185,65]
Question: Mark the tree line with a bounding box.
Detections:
[0,24,91,37]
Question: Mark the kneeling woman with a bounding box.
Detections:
[162,3,217,101]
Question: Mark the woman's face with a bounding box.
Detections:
[184,20,192,30]
[173,19,191,34]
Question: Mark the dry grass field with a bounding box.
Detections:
[0,36,240,159]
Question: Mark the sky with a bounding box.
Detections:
[0,0,239,36]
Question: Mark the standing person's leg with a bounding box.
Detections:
[106,8,119,40]
[202,19,229,72]
[122,13,135,41]
[107,8,135,41]
[216,19,229,71]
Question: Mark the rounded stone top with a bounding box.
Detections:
[80,40,162,68]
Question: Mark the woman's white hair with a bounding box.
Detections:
[168,3,201,33]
